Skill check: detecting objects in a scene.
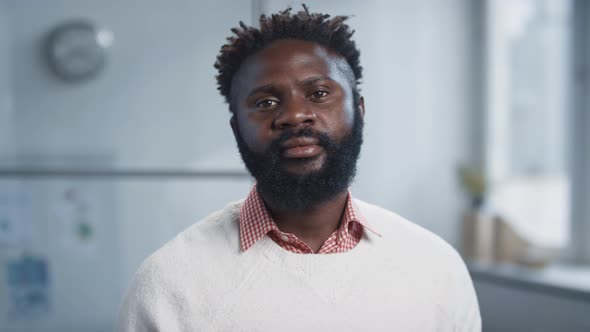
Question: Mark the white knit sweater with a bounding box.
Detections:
[118,199,481,331]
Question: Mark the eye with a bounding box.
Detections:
[255,98,279,110]
[309,90,329,100]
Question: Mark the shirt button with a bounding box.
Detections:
[280,235,290,242]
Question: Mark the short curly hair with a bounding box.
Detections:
[214,5,363,112]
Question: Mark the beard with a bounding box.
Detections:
[234,110,364,212]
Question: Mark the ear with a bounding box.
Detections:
[358,96,365,120]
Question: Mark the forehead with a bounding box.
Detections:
[230,39,355,101]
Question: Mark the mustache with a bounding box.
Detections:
[269,127,332,153]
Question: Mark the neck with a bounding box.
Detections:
[260,190,349,253]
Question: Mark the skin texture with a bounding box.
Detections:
[230,39,365,252]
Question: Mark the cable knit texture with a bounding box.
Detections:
[118,199,481,331]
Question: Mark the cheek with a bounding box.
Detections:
[333,95,356,135]
[341,95,355,127]
[236,114,271,152]
[337,80,357,128]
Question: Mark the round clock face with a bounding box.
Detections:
[45,21,111,82]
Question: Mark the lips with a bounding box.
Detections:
[280,137,323,159]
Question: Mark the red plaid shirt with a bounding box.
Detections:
[239,186,380,254]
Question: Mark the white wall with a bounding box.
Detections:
[261,0,480,244]
[10,0,246,170]
[0,1,14,157]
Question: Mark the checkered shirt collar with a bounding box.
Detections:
[239,185,380,252]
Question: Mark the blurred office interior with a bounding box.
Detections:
[0,0,589,331]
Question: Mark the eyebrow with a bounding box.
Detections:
[300,76,334,86]
[246,76,336,99]
[246,84,277,98]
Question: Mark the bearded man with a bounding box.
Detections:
[118,6,481,332]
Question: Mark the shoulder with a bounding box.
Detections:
[118,200,245,330]
[128,199,243,295]
[354,199,481,329]
[354,198,465,271]
[140,199,243,276]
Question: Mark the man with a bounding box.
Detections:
[118,6,481,331]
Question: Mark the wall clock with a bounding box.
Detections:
[45,20,112,82]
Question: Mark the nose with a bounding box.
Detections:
[272,97,316,130]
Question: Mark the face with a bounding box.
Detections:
[230,39,365,211]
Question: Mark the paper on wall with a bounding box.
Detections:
[0,179,33,247]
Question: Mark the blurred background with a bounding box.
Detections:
[0,0,588,331]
